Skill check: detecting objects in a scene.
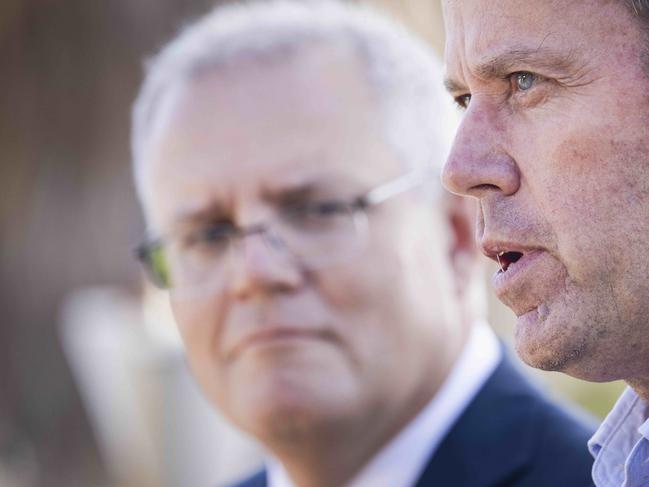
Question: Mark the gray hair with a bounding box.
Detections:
[131,0,458,202]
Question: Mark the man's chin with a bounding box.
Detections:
[512,305,625,383]
[225,368,358,437]
[512,307,587,374]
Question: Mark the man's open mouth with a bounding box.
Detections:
[496,251,523,272]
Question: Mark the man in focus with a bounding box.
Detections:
[132,2,593,486]
[441,0,649,485]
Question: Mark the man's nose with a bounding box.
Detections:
[442,101,520,199]
[228,232,303,300]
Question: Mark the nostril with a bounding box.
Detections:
[472,183,501,192]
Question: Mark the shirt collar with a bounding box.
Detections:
[588,387,649,487]
[268,321,502,487]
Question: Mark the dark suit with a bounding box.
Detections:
[233,352,595,487]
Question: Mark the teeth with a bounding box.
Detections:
[496,251,506,272]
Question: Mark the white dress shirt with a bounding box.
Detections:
[267,321,502,487]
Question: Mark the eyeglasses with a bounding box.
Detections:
[135,169,431,298]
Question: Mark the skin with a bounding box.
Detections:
[141,44,474,487]
[442,0,649,396]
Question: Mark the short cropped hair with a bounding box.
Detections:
[629,0,649,17]
[627,0,649,73]
[131,0,457,202]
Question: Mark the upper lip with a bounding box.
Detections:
[480,238,542,265]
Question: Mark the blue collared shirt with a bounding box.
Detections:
[588,387,649,487]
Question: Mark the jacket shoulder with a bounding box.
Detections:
[478,353,596,486]
[416,351,595,487]
[517,387,595,486]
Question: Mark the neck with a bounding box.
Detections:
[267,423,381,487]
[263,324,472,487]
[626,378,649,404]
[265,396,428,487]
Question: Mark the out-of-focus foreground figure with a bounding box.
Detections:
[132,2,594,486]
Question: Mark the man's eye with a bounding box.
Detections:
[185,223,234,248]
[454,93,472,109]
[283,201,351,232]
[511,71,537,91]
[289,201,347,218]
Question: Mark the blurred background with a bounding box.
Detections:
[0,0,626,486]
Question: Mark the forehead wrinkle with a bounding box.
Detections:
[443,35,579,94]
[470,45,580,81]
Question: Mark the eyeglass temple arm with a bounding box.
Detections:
[362,168,436,207]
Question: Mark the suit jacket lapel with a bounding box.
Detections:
[415,353,537,487]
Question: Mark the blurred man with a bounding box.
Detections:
[441,0,649,485]
[132,2,593,486]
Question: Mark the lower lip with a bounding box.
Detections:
[492,250,545,298]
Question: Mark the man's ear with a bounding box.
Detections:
[446,194,478,298]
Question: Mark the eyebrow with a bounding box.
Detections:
[262,176,363,203]
[261,182,321,205]
[444,46,579,94]
[171,181,335,226]
[173,200,230,227]
[169,173,363,227]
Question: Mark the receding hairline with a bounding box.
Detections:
[144,38,377,141]
[132,0,457,209]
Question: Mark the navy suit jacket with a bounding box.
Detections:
[233,352,595,487]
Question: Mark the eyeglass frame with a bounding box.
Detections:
[135,167,435,290]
